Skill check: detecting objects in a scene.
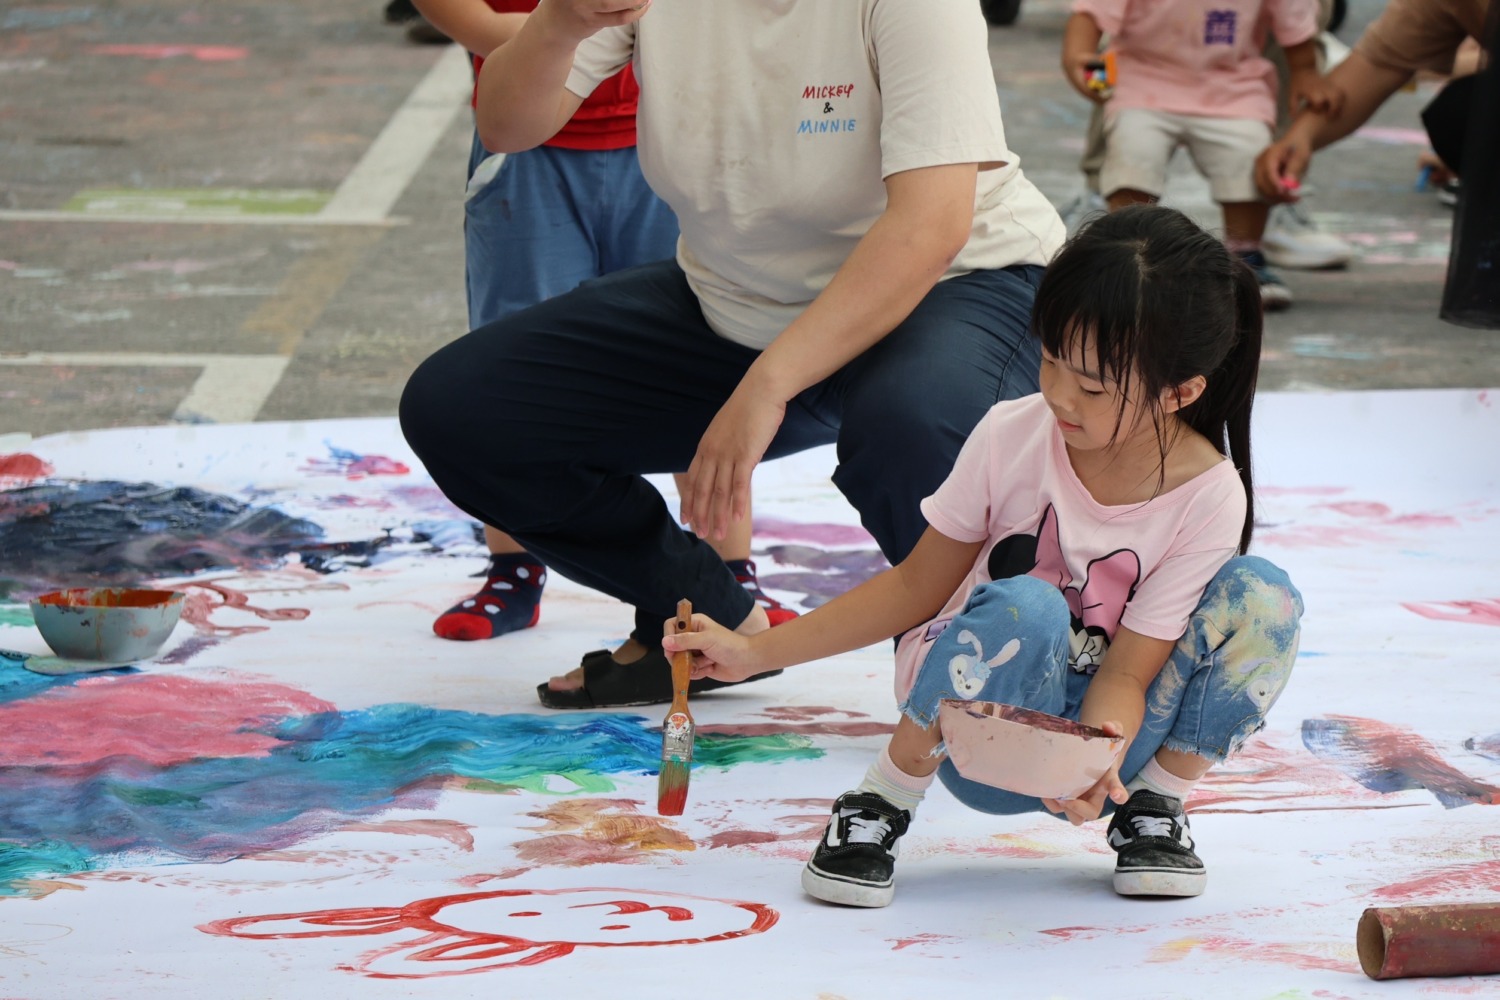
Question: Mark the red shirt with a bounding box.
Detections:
[473,0,638,150]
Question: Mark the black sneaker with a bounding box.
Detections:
[801,791,912,907]
[1106,789,1206,897]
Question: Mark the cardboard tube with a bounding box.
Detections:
[1358,904,1500,980]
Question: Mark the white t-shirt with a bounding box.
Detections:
[566,0,1066,349]
[893,394,1247,701]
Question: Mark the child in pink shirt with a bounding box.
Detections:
[1062,0,1340,310]
[666,208,1304,907]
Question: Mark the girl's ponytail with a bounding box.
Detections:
[1182,259,1263,553]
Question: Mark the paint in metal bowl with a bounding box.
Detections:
[29,588,186,663]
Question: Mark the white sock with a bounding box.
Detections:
[856,747,935,815]
[1126,758,1199,806]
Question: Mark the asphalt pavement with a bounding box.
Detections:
[2,0,1494,443]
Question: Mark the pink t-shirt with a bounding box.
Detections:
[893,394,1247,702]
[1072,0,1319,126]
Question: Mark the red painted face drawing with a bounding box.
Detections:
[201,887,779,978]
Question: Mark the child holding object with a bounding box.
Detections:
[664,207,1304,907]
[1061,0,1342,310]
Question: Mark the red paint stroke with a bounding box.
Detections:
[889,932,959,952]
[89,44,248,61]
[340,819,475,852]
[1040,926,1102,940]
[1370,860,1500,902]
[1158,934,1351,973]
[179,579,312,637]
[1257,486,1348,497]
[201,887,778,979]
[1309,716,1500,807]
[0,452,53,487]
[704,813,829,850]
[0,673,333,768]
[301,452,410,480]
[1317,501,1392,518]
[757,705,870,721]
[1404,597,1500,627]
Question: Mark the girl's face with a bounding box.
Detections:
[1039,337,1147,454]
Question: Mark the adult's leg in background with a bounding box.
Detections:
[805,265,1046,565]
[401,261,834,633]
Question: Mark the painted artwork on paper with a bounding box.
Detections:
[1,390,1498,998]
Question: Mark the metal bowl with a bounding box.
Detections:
[29,588,186,664]
[938,699,1125,800]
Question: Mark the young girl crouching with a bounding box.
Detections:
[663,205,1304,907]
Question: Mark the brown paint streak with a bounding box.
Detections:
[514,799,694,866]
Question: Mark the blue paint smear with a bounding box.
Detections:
[0,480,326,597]
[0,705,819,895]
[0,652,137,704]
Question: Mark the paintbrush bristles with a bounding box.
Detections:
[657,599,696,817]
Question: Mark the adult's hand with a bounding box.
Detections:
[681,384,786,542]
[531,0,651,44]
[661,612,767,682]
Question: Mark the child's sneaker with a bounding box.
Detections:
[801,791,912,908]
[1106,789,1206,897]
[1237,249,1293,312]
[1263,201,1354,270]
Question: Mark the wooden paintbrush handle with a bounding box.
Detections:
[668,598,693,714]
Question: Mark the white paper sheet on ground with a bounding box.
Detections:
[1,388,1496,998]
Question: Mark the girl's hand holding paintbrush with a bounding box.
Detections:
[661,613,773,683]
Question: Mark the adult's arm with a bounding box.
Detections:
[664,527,985,681]
[1254,50,1413,201]
[680,161,982,541]
[472,0,645,152]
[410,0,526,58]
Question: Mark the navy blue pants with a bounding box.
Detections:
[400,259,1046,638]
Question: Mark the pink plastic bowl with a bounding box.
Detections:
[938,700,1126,800]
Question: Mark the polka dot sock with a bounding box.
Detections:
[725,558,798,627]
[432,553,547,641]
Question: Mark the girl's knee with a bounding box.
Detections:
[966,575,1071,630]
[1207,556,1304,621]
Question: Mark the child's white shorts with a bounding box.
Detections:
[1101,109,1272,204]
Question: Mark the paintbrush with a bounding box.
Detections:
[657,598,695,816]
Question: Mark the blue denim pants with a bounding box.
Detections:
[462,132,680,328]
[901,556,1304,816]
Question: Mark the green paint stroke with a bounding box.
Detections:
[0,605,33,628]
[64,188,331,217]
[0,840,94,897]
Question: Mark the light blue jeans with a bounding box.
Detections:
[900,556,1304,816]
[463,132,679,327]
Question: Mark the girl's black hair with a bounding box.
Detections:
[1030,205,1262,553]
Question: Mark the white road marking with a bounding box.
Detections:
[0,352,291,424]
[0,44,471,227]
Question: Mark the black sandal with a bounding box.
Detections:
[535,647,783,709]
